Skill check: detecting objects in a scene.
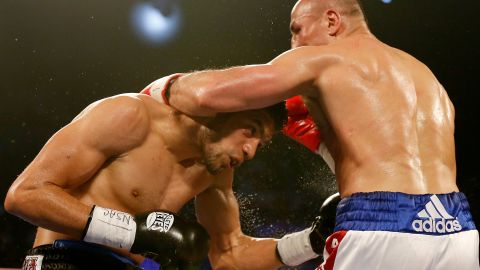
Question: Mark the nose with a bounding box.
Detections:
[291,36,298,48]
[242,139,260,161]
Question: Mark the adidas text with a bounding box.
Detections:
[412,218,462,233]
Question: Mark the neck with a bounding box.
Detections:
[340,18,374,39]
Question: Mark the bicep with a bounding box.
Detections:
[4,119,114,232]
[19,122,109,189]
[15,95,149,191]
[4,95,149,235]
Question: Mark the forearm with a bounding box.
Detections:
[168,65,296,116]
[5,181,91,238]
[153,46,329,117]
[209,235,283,270]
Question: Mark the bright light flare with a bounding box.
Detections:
[131,1,181,44]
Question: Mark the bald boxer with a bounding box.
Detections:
[4,93,312,270]
[144,0,479,269]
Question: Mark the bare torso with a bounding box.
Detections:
[34,96,215,260]
[304,36,457,196]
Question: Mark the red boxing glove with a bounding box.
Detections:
[140,73,183,105]
[283,96,323,152]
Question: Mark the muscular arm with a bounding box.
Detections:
[4,94,150,238]
[195,170,283,270]
[168,46,332,116]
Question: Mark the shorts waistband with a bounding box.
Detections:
[24,240,140,270]
[334,191,476,235]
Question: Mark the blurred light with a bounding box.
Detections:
[382,0,393,3]
[131,1,181,44]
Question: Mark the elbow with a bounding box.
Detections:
[4,178,35,217]
[4,185,21,215]
[206,236,242,269]
[208,253,229,270]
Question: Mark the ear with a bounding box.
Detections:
[325,9,341,36]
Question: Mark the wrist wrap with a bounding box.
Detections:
[83,206,137,250]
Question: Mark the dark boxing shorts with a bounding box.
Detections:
[22,240,159,270]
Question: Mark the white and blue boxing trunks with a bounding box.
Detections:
[318,192,479,270]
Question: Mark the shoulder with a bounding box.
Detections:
[73,94,151,153]
[276,46,343,61]
[271,46,345,75]
[82,94,149,130]
[78,93,147,117]
[98,93,148,115]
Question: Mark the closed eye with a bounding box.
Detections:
[250,126,257,136]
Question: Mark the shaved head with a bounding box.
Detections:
[294,0,365,18]
[290,0,369,47]
[335,0,365,17]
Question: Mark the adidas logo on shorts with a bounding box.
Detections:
[411,195,462,234]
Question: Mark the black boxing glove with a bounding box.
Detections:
[82,206,209,264]
[276,193,341,266]
[309,193,341,253]
[131,211,210,263]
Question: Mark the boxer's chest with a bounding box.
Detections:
[95,135,212,214]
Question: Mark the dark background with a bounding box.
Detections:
[1,0,478,268]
